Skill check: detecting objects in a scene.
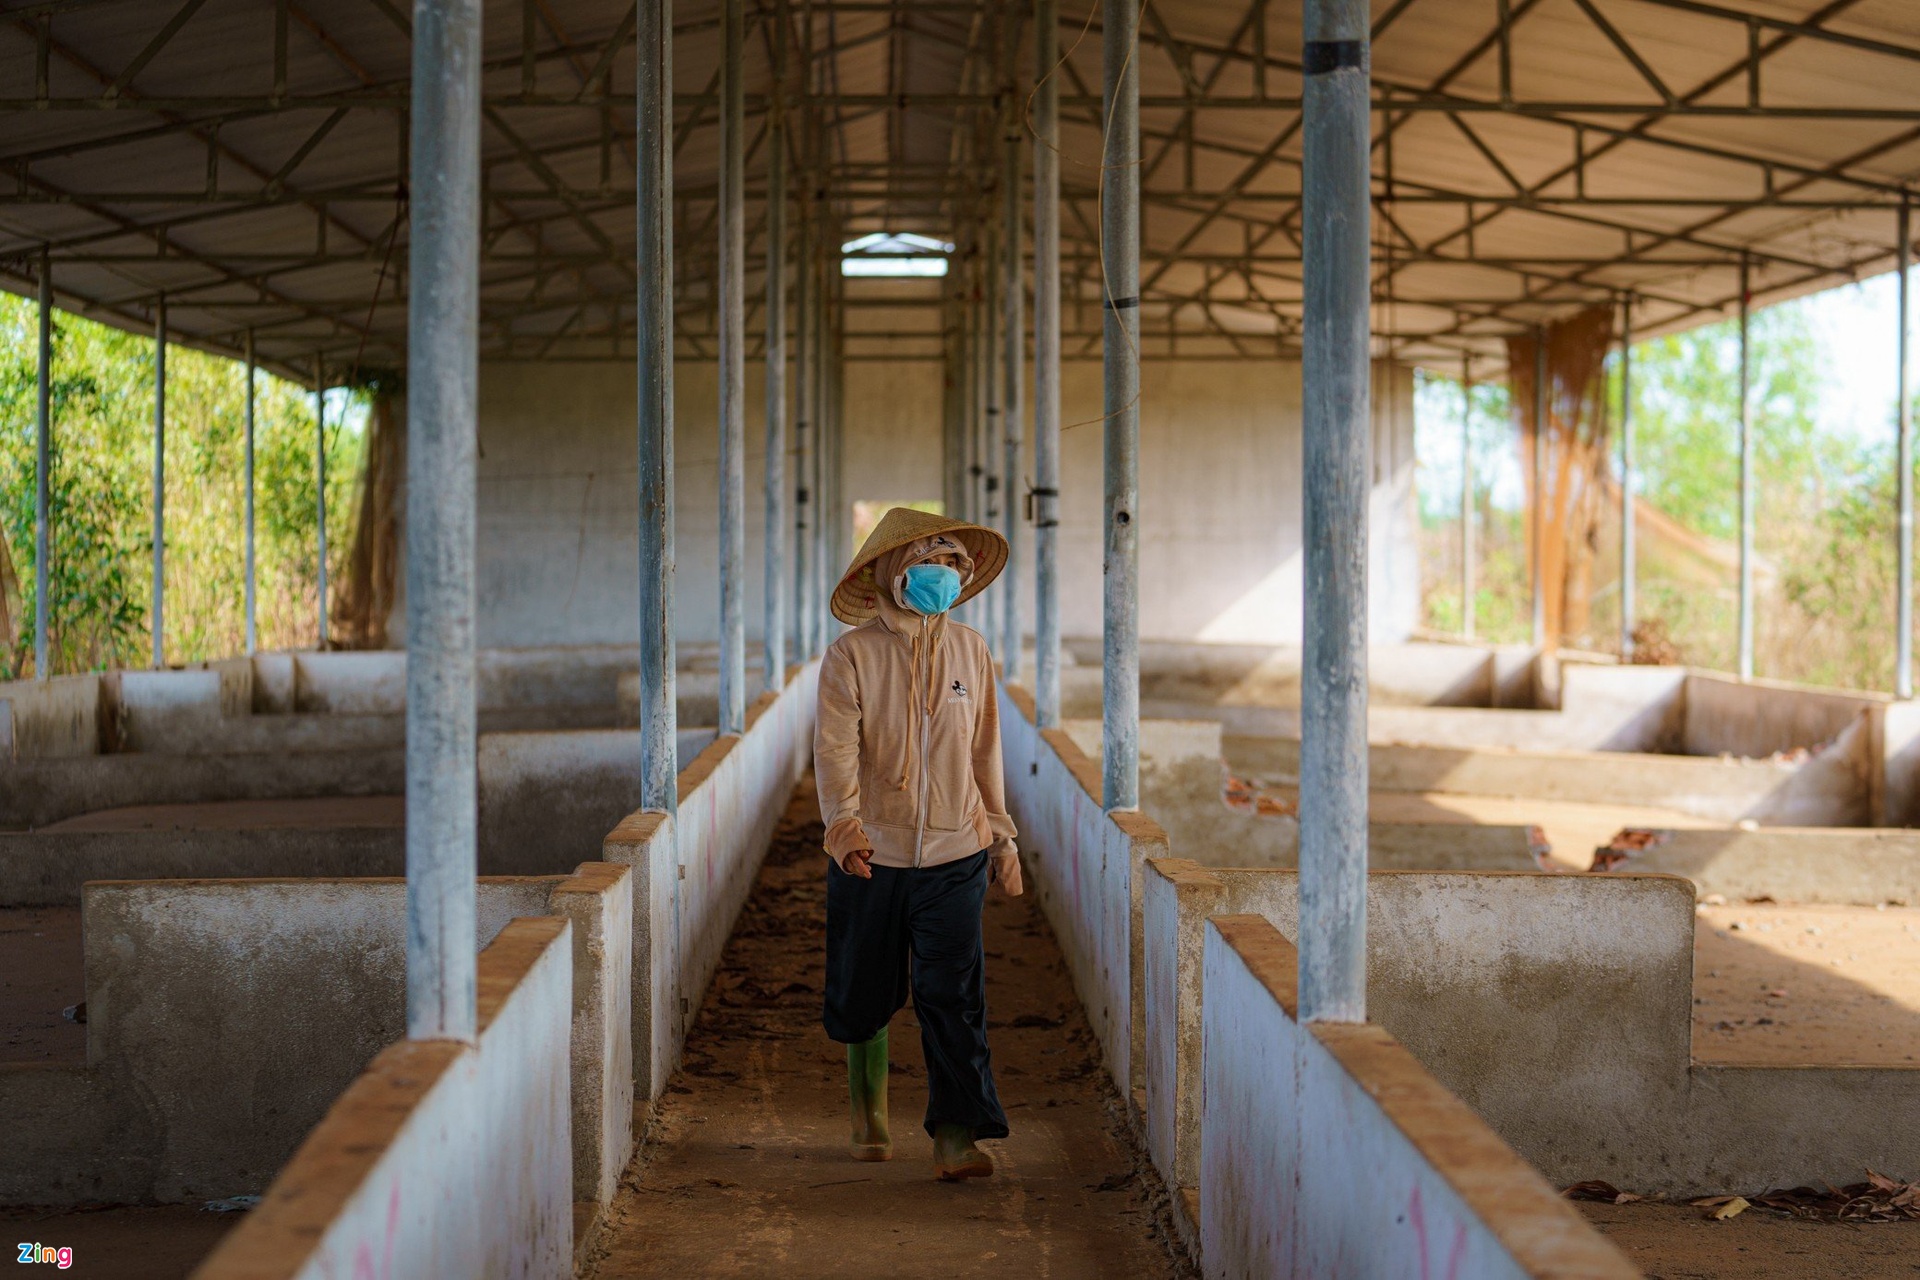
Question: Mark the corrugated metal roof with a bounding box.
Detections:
[0,0,1910,379]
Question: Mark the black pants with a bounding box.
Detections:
[823,850,1009,1140]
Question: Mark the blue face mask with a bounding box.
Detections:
[902,564,963,616]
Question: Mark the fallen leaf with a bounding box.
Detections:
[1705,1197,1750,1221]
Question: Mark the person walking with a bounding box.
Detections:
[814,506,1022,1181]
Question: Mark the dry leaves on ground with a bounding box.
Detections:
[1743,1172,1920,1222]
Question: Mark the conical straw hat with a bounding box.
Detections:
[831,506,1009,625]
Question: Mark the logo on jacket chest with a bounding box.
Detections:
[946,678,970,705]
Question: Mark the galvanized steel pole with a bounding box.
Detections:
[1737,252,1754,682]
[1460,353,1474,642]
[1002,128,1025,680]
[33,249,50,681]
[404,0,480,1042]
[983,225,1002,650]
[314,356,329,650]
[636,0,678,814]
[1033,0,1061,726]
[1897,202,1912,699]
[152,295,166,670]
[814,237,829,637]
[1297,0,1370,1025]
[1530,328,1545,650]
[244,330,257,656]
[764,68,788,692]
[1619,298,1636,662]
[817,229,833,644]
[1101,0,1139,812]
[793,205,814,656]
[717,0,747,735]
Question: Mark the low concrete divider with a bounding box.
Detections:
[601,662,817,1103]
[1199,914,1635,1278]
[191,917,575,1280]
[0,826,406,907]
[1,867,631,1212]
[998,682,1169,1095]
[478,726,717,876]
[1594,825,1920,905]
[1237,734,1871,828]
[1144,860,1694,1196]
[1147,859,1920,1196]
[1064,715,1540,873]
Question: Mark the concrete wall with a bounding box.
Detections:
[1599,825,1920,905]
[0,826,407,907]
[0,869,630,1210]
[601,662,818,1102]
[402,357,1416,651]
[1143,860,1920,1196]
[1062,716,1540,872]
[545,863,633,1213]
[997,683,1168,1094]
[192,918,574,1280]
[1144,862,1695,1195]
[477,727,717,877]
[1061,638,1535,717]
[1198,915,1634,1279]
[0,672,104,759]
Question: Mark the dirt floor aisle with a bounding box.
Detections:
[583,779,1188,1280]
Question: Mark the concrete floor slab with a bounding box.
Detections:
[1693,904,1920,1067]
[582,784,1189,1280]
[36,795,405,833]
[1578,1199,1920,1278]
[0,906,83,1064]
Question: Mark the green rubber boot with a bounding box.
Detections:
[932,1123,993,1182]
[848,1028,891,1161]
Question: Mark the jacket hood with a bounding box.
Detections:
[872,536,975,633]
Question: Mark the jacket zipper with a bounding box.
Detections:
[913,627,933,867]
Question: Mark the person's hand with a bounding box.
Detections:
[840,847,875,879]
[990,850,1023,897]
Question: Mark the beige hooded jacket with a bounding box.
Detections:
[814,538,1020,890]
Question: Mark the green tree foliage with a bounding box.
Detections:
[0,294,364,678]
[1418,294,1919,692]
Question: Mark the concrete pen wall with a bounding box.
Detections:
[601,660,818,1103]
[190,918,575,1280]
[997,681,1169,1096]
[1199,915,1635,1279]
[1145,860,1920,1196]
[0,867,630,1214]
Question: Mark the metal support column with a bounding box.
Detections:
[1737,252,1754,682]
[1033,0,1061,727]
[1897,202,1912,699]
[717,0,746,735]
[314,357,329,650]
[1002,128,1025,680]
[793,205,813,657]
[244,331,257,656]
[636,0,678,813]
[764,57,788,692]
[151,295,166,670]
[982,226,1002,649]
[1460,354,1474,641]
[1530,328,1546,649]
[1101,0,1139,812]
[33,249,50,680]
[1297,0,1371,1024]
[1619,298,1636,661]
[811,227,830,647]
[405,0,481,1042]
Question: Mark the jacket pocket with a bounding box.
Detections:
[861,761,918,829]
